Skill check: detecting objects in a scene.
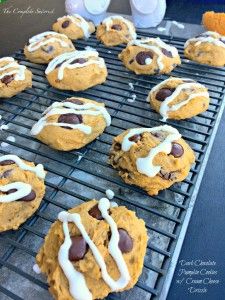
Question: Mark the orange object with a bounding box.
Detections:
[202,11,225,36]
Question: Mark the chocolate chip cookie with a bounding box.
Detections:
[0,155,46,232]
[96,15,137,47]
[24,31,75,64]
[45,50,107,91]
[109,125,195,196]
[148,77,210,120]
[36,198,148,300]
[31,97,111,151]
[119,37,181,75]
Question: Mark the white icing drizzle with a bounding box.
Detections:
[45,50,106,80]
[58,15,91,39]
[33,264,41,274]
[128,38,179,71]
[0,182,31,203]
[58,198,130,300]
[184,31,225,49]
[149,77,209,121]
[0,57,26,81]
[31,101,111,136]
[27,31,70,52]
[122,125,181,177]
[0,155,45,179]
[103,15,137,40]
[105,189,114,199]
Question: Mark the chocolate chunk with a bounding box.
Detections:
[58,113,83,129]
[0,160,15,166]
[71,58,87,64]
[136,51,153,65]
[65,98,84,105]
[62,20,70,28]
[111,24,122,31]
[170,143,184,158]
[151,131,166,141]
[159,169,177,180]
[69,236,88,261]
[129,134,141,142]
[114,143,121,151]
[41,45,54,53]
[118,229,133,253]
[56,61,65,68]
[20,190,36,202]
[129,59,134,64]
[1,75,14,85]
[6,189,17,194]
[155,88,175,101]
[88,204,103,220]
[161,48,173,58]
[0,169,12,178]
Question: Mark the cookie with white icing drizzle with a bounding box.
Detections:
[0,57,32,98]
[148,77,210,120]
[24,31,75,64]
[0,155,46,232]
[109,125,195,196]
[45,50,107,91]
[53,14,95,40]
[184,31,225,67]
[31,97,111,151]
[119,37,181,75]
[36,199,147,300]
[96,15,137,47]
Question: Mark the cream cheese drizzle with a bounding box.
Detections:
[0,182,31,203]
[184,31,225,49]
[58,15,91,39]
[0,57,26,81]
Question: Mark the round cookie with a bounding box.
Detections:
[0,57,32,98]
[45,50,107,91]
[36,198,148,300]
[148,77,210,121]
[96,15,137,47]
[184,31,225,67]
[0,155,46,232]
[24,31,75,64]
[109,125,195,196]
[53,14,95,40]
[119,38,181,75]
[31,97,111,151]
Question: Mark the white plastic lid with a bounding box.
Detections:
[84,0,111,15]
[131,0,158,14]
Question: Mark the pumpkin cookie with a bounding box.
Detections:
[96,15,137,47]
[109,125,195,196]
[119,38,181,75]
[148,77,210,121]
[0,154,46,232]
[45,50,107,91]
[53,14,95,40]
[24,31,75,64]
[36,198,148,300]
[184,31,225,67]
[0,57,32,98]
[202,11,225,36]
[31,97,111,151]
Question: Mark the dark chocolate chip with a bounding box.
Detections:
[0,169,12,178]
[58,113,83,129]
[170,142,184,158]
[56,61,65,68]
[129,59,134,64]
[69,236,88,261]
[151,131,166,141]
[118,229,133,253]
[159,169,177,180]
[129,134,141,142]
[161,48,173,58]
[41,45,54,53]
[111,24,122,31]
[19,190,36,202]
[155,88,175,101]
[62,20,70,28]
[1,75,14,85]
[114,143,121,151]
[88,204,103,220]
[64,98,84,105]
[71,58,88,64]
[0,160,15,166]
[136,51,153,65]
[6,189,17,194]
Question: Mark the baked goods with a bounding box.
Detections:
[202,11,225,36]
[109,125,195,196]
[96,15,137,47]
[119,38,181,75]
[53,14,95,40]
[36,198,148,300]
[0,57,32,98]
[45,50,107,91]
[148,77,210,121]
[184,31,225,67]
[31,97,111,151]
[0,154,46,232]
[24,31,75,64]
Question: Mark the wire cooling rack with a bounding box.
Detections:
[0,31,225,300]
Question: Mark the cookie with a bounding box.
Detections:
[119,38,181,75]
[184,31,225,67]
[53,14,95,40]
[148,77,210,121]
[0,154,46,232]
[24,31,75,64]
[96,15,137,47]
[45,50,107,91]
[0,57,32,98]
[109,125,195,196]
[31,97,111,151]
[36,198,148,300]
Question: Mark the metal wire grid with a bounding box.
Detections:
[0,31,225,300]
